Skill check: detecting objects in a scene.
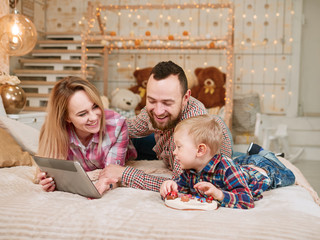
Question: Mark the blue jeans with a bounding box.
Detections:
[233,151,295,189]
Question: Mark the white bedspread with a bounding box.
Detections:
[0,161,320,240]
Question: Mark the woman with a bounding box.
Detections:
[37,76,136,194]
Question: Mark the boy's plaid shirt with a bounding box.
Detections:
[176,154,271,209]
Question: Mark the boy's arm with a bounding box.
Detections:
[218,166,255,209]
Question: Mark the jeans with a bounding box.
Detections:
[233,151,295,189]
[131,134,157,160]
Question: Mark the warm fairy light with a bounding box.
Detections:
[81,2,235,126]
[276,12,280,17]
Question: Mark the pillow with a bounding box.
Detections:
[0,127,34,167]
[0,97,6,116]
[0,116,39,154]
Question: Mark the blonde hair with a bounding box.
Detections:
[38,76,105,159]
[174,115,223,156]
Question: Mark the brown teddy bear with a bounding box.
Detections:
[191,66,226,109]
[129,67,153,111]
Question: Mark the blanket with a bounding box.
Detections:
[0,161,320,240]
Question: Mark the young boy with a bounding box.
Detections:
[160,115,295,209]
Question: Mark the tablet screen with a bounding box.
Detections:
[34,156,101,199]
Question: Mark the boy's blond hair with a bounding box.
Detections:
[174,115,223,156]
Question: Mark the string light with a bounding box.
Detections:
[80,1,297,118]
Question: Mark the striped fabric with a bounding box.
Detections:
[67,109,137,171]
[176,154,271,209]
[123,97,233,192]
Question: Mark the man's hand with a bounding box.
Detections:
[99,164,126,183]
[94,177,119,195]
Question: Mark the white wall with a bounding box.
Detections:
[300,0,320,116]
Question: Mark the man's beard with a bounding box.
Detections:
[148,111,182,131]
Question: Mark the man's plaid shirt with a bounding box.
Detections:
[123,97,233,192]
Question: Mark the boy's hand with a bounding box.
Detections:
[194,182,224,201]
[160,180,178,199]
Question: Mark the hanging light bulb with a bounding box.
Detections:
[0,9,37,56]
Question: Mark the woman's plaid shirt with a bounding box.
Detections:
[122,97,233,192]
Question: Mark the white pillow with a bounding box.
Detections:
[0,97,6,116]
[0,116,39,155]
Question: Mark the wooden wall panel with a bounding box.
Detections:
[46,0,301,116]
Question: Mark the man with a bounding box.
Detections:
[99,61,233,192]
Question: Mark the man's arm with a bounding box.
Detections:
[126,107,153,138]
[99,164,171,192]
[213,115,233,158]
[122,166,170,192]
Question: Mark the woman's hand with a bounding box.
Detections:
[37,171,56,192]
[160,180,178,199]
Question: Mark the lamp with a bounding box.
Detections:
[0,9,37,56]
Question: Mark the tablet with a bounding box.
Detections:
[33,156,102,199]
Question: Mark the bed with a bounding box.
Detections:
[0,114,320,240]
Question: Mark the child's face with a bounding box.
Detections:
[173,128,199,170]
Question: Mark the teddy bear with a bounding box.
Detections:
[129,67,153,111]
[110,88,141,119]
[191,66,226,110]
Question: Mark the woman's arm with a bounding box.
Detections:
[104,118,130,166]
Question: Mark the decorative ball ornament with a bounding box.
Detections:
[134,39,141,46]
[183,31,189,36]
[209,41,215,48]
[0,84,26,114]
[145,31,151,36]
[0,10,37,56]
[168,35,174,40]
[110,31,116,36]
